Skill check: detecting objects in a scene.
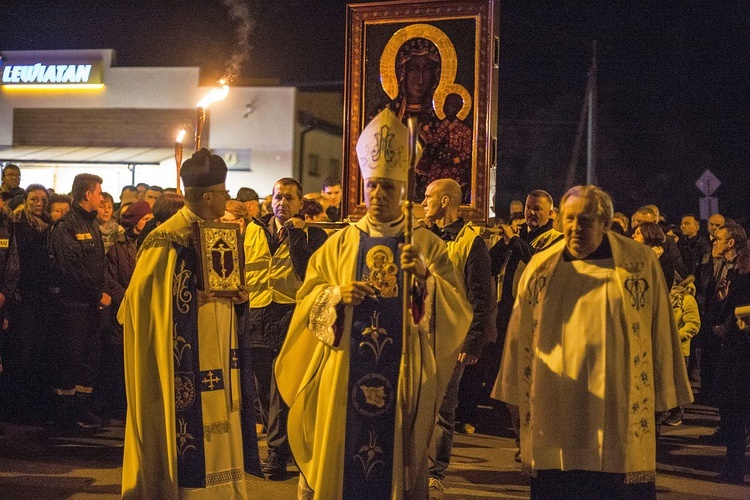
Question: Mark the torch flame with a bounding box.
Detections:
[197,83,229,108]
[176,129,186,143]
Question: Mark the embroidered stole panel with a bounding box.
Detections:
[342,234,403,499]
[170,243,246,489]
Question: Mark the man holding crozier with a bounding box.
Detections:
[276,109,471,499]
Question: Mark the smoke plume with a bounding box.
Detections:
[221,0,256,84]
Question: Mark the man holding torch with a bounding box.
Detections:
[275,109,471,499]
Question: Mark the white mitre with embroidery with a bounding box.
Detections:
[356,108,423,183]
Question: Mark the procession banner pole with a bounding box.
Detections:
[402,115,418,494]
[174,129,186,194]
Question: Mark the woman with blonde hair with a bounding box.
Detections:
[222,199,250,234]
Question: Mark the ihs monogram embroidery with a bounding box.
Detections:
[624,274,649,311]
[368,125,396,163]
[173,260,193,314]
[526,275,547,306]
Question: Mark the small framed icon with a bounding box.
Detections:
[192,221,245,296]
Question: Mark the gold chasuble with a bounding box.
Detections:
[494,232,692,482]
[119,207,247,499]
[276,214,471,499]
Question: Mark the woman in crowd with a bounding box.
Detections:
[97,192,123,254]
[221,199,250,233]
[260,194,272,217]
[661,275,701,426]
[633,221,681,288]
[5,184,54,423]
[298,197,327,223]
[47,193,71,222]
[151,192,184,226]
[98,200,153,419]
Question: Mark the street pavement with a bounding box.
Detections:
[1,400,749,499]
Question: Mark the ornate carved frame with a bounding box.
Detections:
[343,0,499,223]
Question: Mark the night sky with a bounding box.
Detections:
[2,0,749,223]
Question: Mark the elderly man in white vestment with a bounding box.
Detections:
[494,185,692,499]
[275,108,471,500]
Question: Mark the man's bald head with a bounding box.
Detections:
[422,178,463,221]
[433,178,462,208]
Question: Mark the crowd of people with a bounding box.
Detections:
[0,121,749,497]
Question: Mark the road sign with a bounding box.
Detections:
[695,169,721,196]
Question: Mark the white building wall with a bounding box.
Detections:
[207,86,296,197]
[0,49,295,197]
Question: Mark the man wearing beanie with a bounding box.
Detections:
[119,148,260,498]
[98,200,152,421]
[275,109,471,499]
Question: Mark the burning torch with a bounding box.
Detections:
[174,129,186,194]
[195,80,229,152]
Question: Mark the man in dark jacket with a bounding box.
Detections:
[421,179,494,493]
[678,214,712,277]
[488,191,563,379]
[487,189,563,460]
[0,199,18,332]
[243,177,327,479]
[48,173,111,428]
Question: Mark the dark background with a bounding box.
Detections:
[2,0,748,224]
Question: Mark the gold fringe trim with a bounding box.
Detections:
[137,232,192,258]
[203,420,230,436]
[624,470,656,484]
[520,465,655,484]
[232,399,241,412]
[205,467,244,486]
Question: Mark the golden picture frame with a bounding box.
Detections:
[343,0,500,223]
[192,221,245,296]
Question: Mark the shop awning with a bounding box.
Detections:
[0,146,174,165]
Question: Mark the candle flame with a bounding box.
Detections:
[197,83,229,108]
[176,129,186,143]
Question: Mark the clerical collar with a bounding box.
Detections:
[355,213,406,238]
[563,234,613,261]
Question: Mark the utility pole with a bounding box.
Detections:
[566,40,599,189]
[586,40,597,185]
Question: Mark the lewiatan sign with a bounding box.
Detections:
[1,60,104,89]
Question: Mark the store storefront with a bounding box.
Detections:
[0,49,298,197]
